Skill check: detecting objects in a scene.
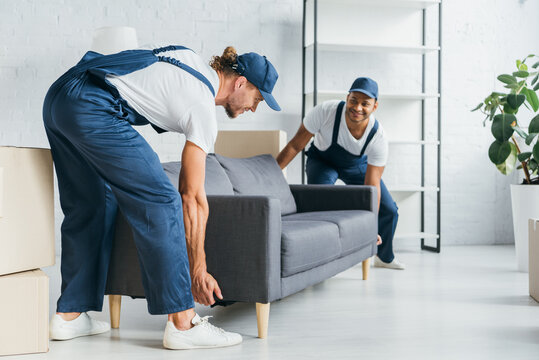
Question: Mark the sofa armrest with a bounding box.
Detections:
[205,195,282,303]
[289,184,377,213]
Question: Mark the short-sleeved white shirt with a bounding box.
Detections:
[106,45,219,154]
[303,100,388,167]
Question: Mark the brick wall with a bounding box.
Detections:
[1,0,538,249]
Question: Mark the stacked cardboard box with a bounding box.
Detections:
[214,130,288,178]
[530,219,539,302]
[0,146,55,356]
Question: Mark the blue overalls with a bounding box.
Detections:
[305,101,399,263]
[42,45,214,315]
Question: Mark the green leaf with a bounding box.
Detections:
[489,140,512,165]
[530,159,539,172]
[495,142,518,175]
[519,63,528,71]
[507,94,526,109]
[532,74,539,85]
[471,103,483,112]
[513,70,530,78]
[533,60,539,69]
[518,151,532,162]
[504,83,520,90]
[517,59,522,68]
[491,113,516,141]
[523,88,539,112]
[512,125,528,139]
[526,133,538,146]
[489,107,497,121]
[503,104,518,114]
[534,83,539,92]
[529,114,539,133]
[498,74,518,84]
[534,142,539,163]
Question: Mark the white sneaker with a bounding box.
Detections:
[373,256,406,270]
[49,313,111,340]
[163,314,242,350]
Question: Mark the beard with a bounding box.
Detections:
[224,103,239,119]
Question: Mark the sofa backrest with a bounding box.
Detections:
[214,154,297,215]
[162,155,234,196]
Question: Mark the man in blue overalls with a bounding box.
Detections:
[277,77,405,270]
[43,45,280,349]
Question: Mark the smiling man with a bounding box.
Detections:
[276,77,404,270]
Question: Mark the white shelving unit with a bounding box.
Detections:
[302,0,442,251]
[304,43,440,54]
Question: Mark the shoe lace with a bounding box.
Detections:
[197,316,225,334]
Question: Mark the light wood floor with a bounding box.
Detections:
[9,245,539,360]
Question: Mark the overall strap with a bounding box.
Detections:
[332,101,346,145]
[359,119,379,158]
[153,46,215,97]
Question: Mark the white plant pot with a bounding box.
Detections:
[510,184,539,272]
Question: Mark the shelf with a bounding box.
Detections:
[305,43,440,54]
[394,232,440,241]
[387,186,439,192]
[304,91,439,101]
[308,0,440,9]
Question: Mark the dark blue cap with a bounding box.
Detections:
[232,52,281,111]
[349,77,378,100]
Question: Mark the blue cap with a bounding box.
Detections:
[232,52,281,111]
[349,77,378,100]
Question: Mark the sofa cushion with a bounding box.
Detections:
[161,155,234,196]
[283,210,377,256]
[214,154,297,215]
[281,220,341,277]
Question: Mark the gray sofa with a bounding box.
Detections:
[105,154,378,338]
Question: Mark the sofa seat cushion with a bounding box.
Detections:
[283,210,377,256]
[214,154,297,215]
[281,220,341,277]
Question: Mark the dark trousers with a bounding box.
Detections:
[43,77,194,315]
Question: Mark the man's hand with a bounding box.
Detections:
[377,235,382,245]
[191,271,223,306]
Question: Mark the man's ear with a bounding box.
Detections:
[234,76,248,89]
[373,100,379,112]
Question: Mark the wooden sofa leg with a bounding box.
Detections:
[362,258,371,280]
[256,302,270,339]
[109,295,122,329]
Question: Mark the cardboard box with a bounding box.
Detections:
[0,147,55,276]
[0,269,49,356]
[214,130,287,159]
[529,219,539,302]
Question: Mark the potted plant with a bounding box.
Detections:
[473,54,539,272]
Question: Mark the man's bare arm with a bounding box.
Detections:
[276,124,314,169]
[179,141,222,306]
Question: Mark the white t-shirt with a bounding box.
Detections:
[107,45,219,154]
[303,100,388,167]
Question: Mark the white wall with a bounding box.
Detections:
[0,0,538,249]
[441,0,539,245]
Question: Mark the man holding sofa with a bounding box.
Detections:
[276,77,405,270]
[43,44,281,349]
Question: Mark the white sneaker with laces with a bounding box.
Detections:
[163,314,242,350]
[373,256,406,270]
[49,312,111,340]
